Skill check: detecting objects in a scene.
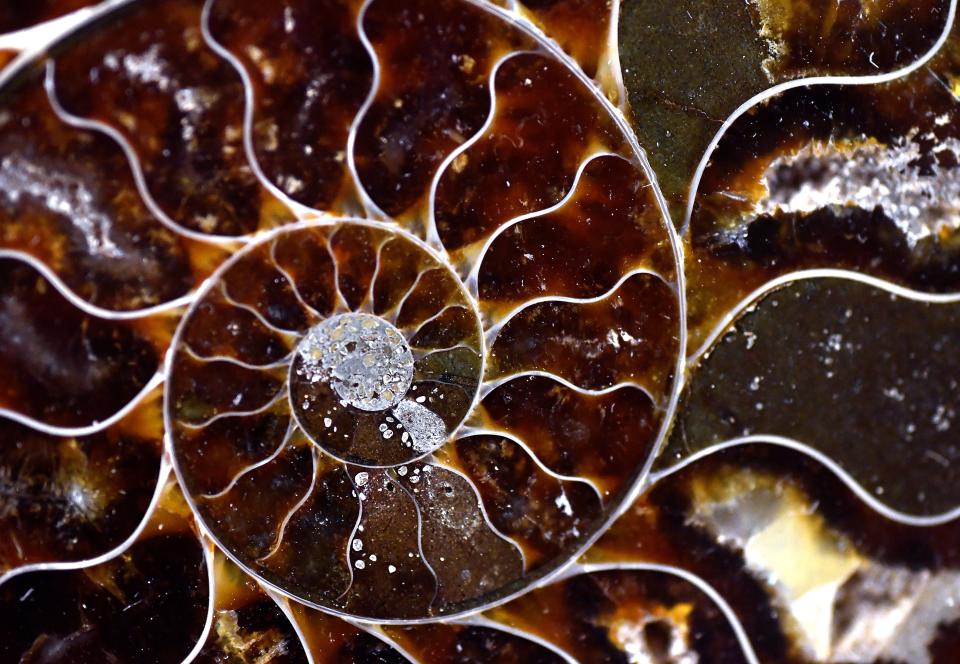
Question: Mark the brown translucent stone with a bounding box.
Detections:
[450,434,602,566]
[488,568,749,663]
[0,259,160,428]
[172,408,292,497]
[370,237,431,316]
[664,277,960,516]
[476,154,674,312]
[221,243,315,333]
[518,0,612,78]
[355,0,533,220]
[392,463,525,612]
[619,0,951,210]
[193,441,317,561]
[0,75,197,311]
[328,224,381,311]
[180,291,295,366]
[434,51,626,253]
[206,0,372,212]
[487,272,679,396]
[252,455,359,607]
[0,481,209,663]
[53,0,292,237]
[478,374,660,498]
[272,230,341,317]
[285,598,409,663]
[0,387,163,572]
[384,622,566,663]
[195,551,308,664]
[338,468,438,619]
[169,354,286,427]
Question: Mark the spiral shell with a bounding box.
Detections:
[21,0,960,659]
[0,0,680,622]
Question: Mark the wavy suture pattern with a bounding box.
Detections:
[0,386,163,574]
[52,0,294,238]
[487,567,750,663]
[0,73,199,312]
[0,258,165,429]
[0,0,686,647]
[354,0,535,222]
[433,51,627,254]
[618,0,952,214]
[486,271,679,396]
[0,479,210,663]
[206,0,372,213]
[665,276,960,517]
[19,0,960,660]
[475,154,676,315]
[685,19,960,350]
[474,375,660,499]
[444,435,603,568]
[590,444,960,663]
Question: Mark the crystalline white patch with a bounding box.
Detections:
[391,399,447,453]
[757,138,960,246]
[296,313,414,412]
[103,45,176,92]
[830,567,960,664]
[0,154,120,256]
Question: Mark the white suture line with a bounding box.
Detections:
[200,421,297,500]
[0,370,164,438]
[218,283,302,338]
[177,386,288,431]
[427,459,528,573]
[393,478,440,610]
[461,0,690,594]
[425,50,535,254]
[181,344,293,371]
[0,249,194,321]
[199,0,318,221]
[385,266,440,326]
[456,614,579,664]
[478,369,656,404]
[483,266,670,346]
[180,537,217,664]
[0,459,171,586]
[457,427,604,502]
[44,61,243,246]
[647,434,960,527]
[687,268,960,366]
[257,446,320,562]
[337,466,365,602]
[463,152,624,298]
[681,0,960,237]
[346,0,390,221]
[269,238,326,321]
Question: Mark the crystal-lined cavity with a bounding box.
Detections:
[292,313,414,412]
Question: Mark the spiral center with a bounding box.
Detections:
[294,313,414,412]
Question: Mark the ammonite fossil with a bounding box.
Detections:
[1,0,959,661]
